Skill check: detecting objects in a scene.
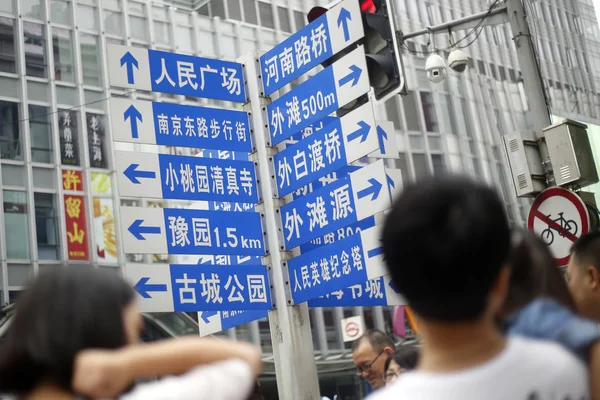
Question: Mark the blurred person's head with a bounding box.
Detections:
[0,267,139,396]
[383,345,419,386]
[502,229,575,317]
[382,176,511,325]
[567,231,600,321]
[351,330,395,389]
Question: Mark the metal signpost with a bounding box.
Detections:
[107,0,403,392]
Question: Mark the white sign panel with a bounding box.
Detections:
[370,120,400,159]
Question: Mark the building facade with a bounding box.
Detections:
[0,0,599,397]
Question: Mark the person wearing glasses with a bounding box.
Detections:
[383,345,419,386]
[351,330,395,390]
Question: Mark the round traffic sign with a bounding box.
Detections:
[528,187,589,266]
[345,321,360,339]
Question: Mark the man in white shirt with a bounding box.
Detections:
[373,176,589,400]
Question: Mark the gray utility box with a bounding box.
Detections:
[503,130,546,197]
[544,119,598,188]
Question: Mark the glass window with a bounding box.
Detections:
[52,28,75,83]
[80,33,101,86]
[23,22,47,78]
[384,96,402,129]
[420,92,439,133]
[412,154,430,180]
[0,0,13,14]
[154,21,171,46]
[394,153,410,185]
[0,17,16,74]
[175,27,193,52]
[277,7,291,32]
[242,0,258,24]
[50,0,72,25]
[4,191,30,260]
[103,0,121,10]
[77,4,97,31]
[0,100,21,160]
[227,0,242,21]
[431,154,445,175]
[293,10,305,30]
[29,105,53,164]
[129,16,148,41]
[211,0,225,18]
[402,91,421,131]
[22,0,44,20]
[104,10,123,36]
[258,2,274,29]
[35,193,59,260]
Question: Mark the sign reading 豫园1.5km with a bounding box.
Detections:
[259,0,364,96]
[107,45,246,103]
[267,46,369,146]
[115,151,258,204]
[119,206,265,256]
[109,98,251,152]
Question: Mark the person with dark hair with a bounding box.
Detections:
[567,231,600,321]
[351,329,395,390]
[0,267,262,400]
[501,229,600,399]
[383,345,419,386]
[371,176,588,400]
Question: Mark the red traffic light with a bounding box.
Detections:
[360,0,376,13]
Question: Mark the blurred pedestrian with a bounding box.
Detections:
[351,330,394,390]
[372,175,588,400]
[0,267,262,400]
[567,231,600,321]
[383,345,419,386]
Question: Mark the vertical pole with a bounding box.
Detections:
[506,0,554,185]
[240,52,321,400]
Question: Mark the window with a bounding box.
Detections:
[420,92,439,133]
[412,153,430,180]
[211,0,225,18]
[21,0,44,20]
[258,2,274,29]
[431,154,445,175]
[227,0,242,21]
[80,33,101,86]
[0,17,16,74]
[23,22,47,78]
[402,91,421,131]
[384,96,402,129]
[129,16,147,41]
[52,28,75,82]
[28,105,53,163]
[277,7,291,32]
[154,21,171,46]
[0,100,21,160]
[104,10,123,36]
[293,10,305,30]
[477,60,486,75]
[50,0,72,25]
[242,0,258,24]
[4,190,30,260]
[77,4,97,31]
[35,193,59,260]
[0,0,13,14]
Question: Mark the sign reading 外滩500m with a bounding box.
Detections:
[259,0,364,96]
[107,44,246,103]
[267,46,370,146]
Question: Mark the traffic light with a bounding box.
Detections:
[307,0,405,104]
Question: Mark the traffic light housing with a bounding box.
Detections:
[307,0,405,104]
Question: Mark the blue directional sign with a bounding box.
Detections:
[259,0,363,95]
[292,165,360,200]
[110,98,252,152]
[267,46,369,146]
[287,226,386,304]
[283,116,338,149]
[280,160,390,249]
[274,103,378,197]
[120,206,265,256]
[300,215,376,254]
[197,254,262,266]
[308,275,405,307]
[115,151,258,204]
[125,263,271,312]
[198,309,269,336]
[200,148,249,161]
[107,44,246,102]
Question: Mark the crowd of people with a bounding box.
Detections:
[0,174,600,399]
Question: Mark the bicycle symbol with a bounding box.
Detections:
[540,212,578,245]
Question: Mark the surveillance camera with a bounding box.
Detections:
[425,54,447,83]
[448,49,469,73]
